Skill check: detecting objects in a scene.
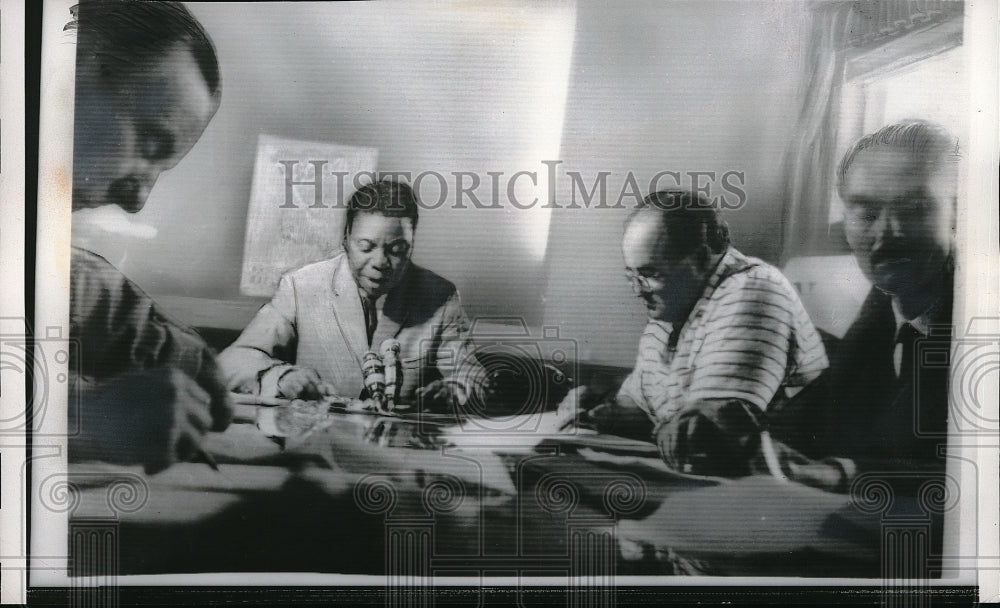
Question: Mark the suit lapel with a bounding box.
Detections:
[331,254,371,362]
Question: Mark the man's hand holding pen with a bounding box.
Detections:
[415,379,466,411]
[71,366,234,475]
[556,387,654,440]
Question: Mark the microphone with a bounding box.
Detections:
[380,339,401,412]
[361,351,385,410]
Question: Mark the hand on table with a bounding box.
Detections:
[654,399,762,477]
[195,349,235,431]
[557,399,616,433]
[415,379,466,411]
[73,366,233,474]
[557,387,652,439]
[276,367,335,400]
[752,437,852,492]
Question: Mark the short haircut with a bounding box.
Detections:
[345,180,421,234]
[628,190,731,260]
[75,0,221,96]
[837,119,959,197]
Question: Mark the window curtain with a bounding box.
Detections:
[781,2,855,261]
[780,0,965,261]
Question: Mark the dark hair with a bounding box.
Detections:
[837,119,959,196]
[75,0,221,96]
[345,180,421,234]
[628,190,731,259]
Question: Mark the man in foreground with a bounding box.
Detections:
[69,0,232,473]
[769,119,958,491]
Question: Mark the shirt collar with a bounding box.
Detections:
[702,246,742,292]
[891,298,935,337]
[358,288,387,309]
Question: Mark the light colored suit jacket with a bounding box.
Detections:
[218,252,486,404]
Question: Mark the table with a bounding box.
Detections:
[66,404,883,580]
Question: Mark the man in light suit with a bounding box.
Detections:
[219,180,488,408]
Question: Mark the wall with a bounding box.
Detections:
[543,0,810,366]
[73,0,812,368]
[79,1,579,324]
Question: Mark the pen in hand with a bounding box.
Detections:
[193,447,221,472]
[758,430,788,483]
[554,386,600,432]
[557,406,592,432]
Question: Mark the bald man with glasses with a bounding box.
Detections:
[567,191,828,478]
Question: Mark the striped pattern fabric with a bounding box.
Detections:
[617,248,828,422]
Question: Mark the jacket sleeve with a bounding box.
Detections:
[217,274,299,397]
[71,249,205,378]
[69,248,230,430]
[433,289,489,408]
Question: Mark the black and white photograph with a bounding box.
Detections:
[3,0,998,604]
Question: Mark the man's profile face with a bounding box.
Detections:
[72,43,220,213]
[344,213,415,299]
[621,212,706,324]
[841,147,953,299]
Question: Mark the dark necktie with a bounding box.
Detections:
[362,296,378,346]
[895,322,921,384]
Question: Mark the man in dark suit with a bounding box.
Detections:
[770,119,958,493]
[69,1,232,473]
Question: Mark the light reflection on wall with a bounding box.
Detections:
[520,14,577,263]
[96,1,579,327]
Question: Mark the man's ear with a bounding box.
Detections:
[693,243,714,272]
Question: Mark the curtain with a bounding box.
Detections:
[845,0,963,48]
[780,2,854,261]
[779,0,965,261]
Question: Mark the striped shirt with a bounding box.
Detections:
[617,247,828,422]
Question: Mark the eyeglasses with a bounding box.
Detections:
[843,197,932,226]
[624,268,665,289]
